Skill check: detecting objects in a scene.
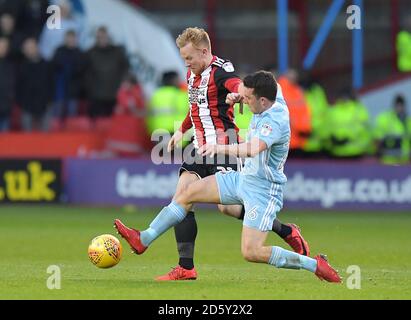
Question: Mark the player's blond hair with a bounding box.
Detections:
[176,27,211,50]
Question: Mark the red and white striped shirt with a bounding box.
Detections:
[180,56,241,149]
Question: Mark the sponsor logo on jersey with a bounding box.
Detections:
[188,87,207,104]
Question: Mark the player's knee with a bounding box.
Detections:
[241,244,259,262]
[174,173,198,201]
[174,185,193,206]
[174,190,189,206]
[218,205,230,216]
[218,205,242,219]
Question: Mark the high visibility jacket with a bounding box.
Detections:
[324,99,371,157]
[234,103,253,141]
[374,110,411,164]
[397,30,411,72]
[148,86,189,134]
[303,84,329,152]
[278,77,312,150]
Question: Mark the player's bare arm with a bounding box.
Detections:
[167,130,184,152]
[198,137,267,158]
[168,110,192,152]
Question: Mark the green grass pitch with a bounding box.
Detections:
[0,205,410,300]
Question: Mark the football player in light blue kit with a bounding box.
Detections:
[114,71,341,283]
[216,73,290,233]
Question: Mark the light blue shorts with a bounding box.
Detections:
[215,171,284,232]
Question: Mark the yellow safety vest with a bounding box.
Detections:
[397,31,411,72]
[148,86,189,134]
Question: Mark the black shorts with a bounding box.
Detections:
[179,148,242,179]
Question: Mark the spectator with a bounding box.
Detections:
[14,0,48,39]
[0,13,23,62]
[374,95,411,164]
[106,73,150,157]
[85,26,129,119]
[0,0,22,18]
[278,69,312,157]
[115,72,145,117]
[16,37,52,131]
[397,15,411,72]
[38,0,83,60]
[51,30,85,119]
[0,37,14,131]
[300,73,329,157]
[148,71,188,136]
[234,101,253,142]
[234,71,253,142]
[323,88,371,159]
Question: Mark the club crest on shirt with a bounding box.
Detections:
[222,62,235,72]
[200,75,210,87]
[260,124,272,137]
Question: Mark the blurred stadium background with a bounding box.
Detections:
[0,0,410,300]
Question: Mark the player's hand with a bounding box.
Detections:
[167,130,184,152]
[198,144,219,158]
[226,93,242,105]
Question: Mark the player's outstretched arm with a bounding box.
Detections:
[198,137,267,158]
[167,111,193,152]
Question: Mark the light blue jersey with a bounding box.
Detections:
[215,85,291,231]
[241,85,290,185]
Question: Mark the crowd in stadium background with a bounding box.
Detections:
[0,0,410,164]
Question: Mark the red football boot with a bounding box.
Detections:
[284,224,310,256]
[155,266,198,281]
[314,254,342,283]
[113,219,147,255]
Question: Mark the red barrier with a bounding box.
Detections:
[0,132,106,158]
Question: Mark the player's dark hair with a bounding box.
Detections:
[243,70,277,101]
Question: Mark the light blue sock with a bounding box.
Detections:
[140,201,186,246]
[268,246,317,273]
